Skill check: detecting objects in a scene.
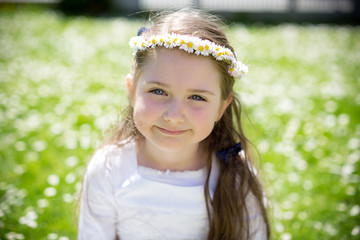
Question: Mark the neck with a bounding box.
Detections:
[136,138,208,171]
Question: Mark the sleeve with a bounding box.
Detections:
[77,149,118,240]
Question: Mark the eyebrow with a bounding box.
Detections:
[145,81,216,96]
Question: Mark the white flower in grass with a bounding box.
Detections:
[280,233,292,240]
[350,205,360,216]
[65,172,76,184]
[19,210,38,228]
[63,193,74,203]
[44,187,57,197]
[352,226,360,236]
[5,232,24,240]
[47,174,60,186]
[37,198,49,208]
[65,156,78,167]
[48,233,58,240]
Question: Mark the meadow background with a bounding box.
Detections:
[0,6,359,240]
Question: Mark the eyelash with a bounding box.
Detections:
[149,89,206,101]
[150,89,167,96]
[190,95,206,101]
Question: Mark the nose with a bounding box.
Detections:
[163,99,185,124]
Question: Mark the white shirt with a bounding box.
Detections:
[78,140,267,240]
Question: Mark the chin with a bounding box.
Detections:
[150,137,195,153]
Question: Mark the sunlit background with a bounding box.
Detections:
[0,0,359,239]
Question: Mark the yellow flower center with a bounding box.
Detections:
[167,41,171,45]
[198,46,204,51]
[218,52,223,56]
[173,38,178,43]
[181,40,186,44]
[205,45,209,50]
[187,42,193,48]
[159,38,163,42]
[152,39,156,44]
[142,42,145,47]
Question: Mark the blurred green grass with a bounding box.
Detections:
[0,6,359,240]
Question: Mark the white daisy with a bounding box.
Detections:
[194,39,208,56]
[155,35,165,46]
[163,35,174,48]
[179,36,189,48]
[199,40,212,56]
[179,36,195,53]
[148,35,157,46]
[129,36,142,51]
[139,40,148,50]
[239,62,248,76]
[214,49,226,61]
[170,34,181,47]
[229,61,248,77]
[222,49,233,61]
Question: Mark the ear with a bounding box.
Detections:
[126,73,133,91]
[217,93,233,121]
[126,74,135,106]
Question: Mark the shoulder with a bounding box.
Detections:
[86,140,137,182]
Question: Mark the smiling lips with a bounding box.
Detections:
[156,126,188,135]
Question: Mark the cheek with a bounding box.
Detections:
[188,105,218,130]
[193,100,222,119]
[133,95,163,124]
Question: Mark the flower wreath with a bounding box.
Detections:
[129,33,248,78]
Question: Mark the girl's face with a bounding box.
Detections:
[130,48,231,153]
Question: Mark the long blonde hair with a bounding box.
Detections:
[107,9,270,240]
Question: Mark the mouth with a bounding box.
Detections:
[156,126,188,136]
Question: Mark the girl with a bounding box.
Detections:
[78,9,270,240]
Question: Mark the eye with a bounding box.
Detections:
[190,95,206,101]
[150,89,166,96]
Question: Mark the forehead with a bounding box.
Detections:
[138,48,222,91]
